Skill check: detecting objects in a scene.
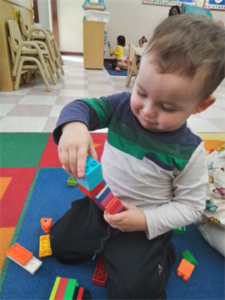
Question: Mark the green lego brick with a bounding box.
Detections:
[49,277,61,300]
[63,279,79,300]
[182,250,198,266]
[173,226,186,235]
[67,177,77,187]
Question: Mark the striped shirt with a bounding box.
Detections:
[53,92,208,239]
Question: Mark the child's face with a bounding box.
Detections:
[130,54,213,132]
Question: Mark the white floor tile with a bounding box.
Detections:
[0,117,48,132]
[187,117,222,132]
[59,90,89,97]
[19,95,58,105]
[0,104,15,116]
[50,105,64,117]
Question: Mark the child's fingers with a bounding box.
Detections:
[76,146,89,179]
[88,140,98,162]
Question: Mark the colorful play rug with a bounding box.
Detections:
[104,61,127,76]
[0,132,224,300]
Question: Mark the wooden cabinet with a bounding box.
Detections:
[83,20,104,69]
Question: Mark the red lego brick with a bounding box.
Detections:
[40,218,53,234]
[6,243,33,266]
[53,277,68,299]
[92,256,107,287]
[73,287,91,300]
[78,181,104,199]
[105,196,124,214]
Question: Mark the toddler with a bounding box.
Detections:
[109,35,127,70]
[51,14,225,300]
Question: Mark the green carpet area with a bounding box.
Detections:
[0,133,50,168]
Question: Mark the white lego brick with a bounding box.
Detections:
[7,254,42,275]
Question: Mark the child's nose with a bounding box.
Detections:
[143,103,157,118]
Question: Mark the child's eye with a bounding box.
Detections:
[161,105,175,113]
[138,90,146,97]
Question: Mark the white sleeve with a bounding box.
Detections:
[144,141,208,240]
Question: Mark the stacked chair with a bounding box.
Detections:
[8,20,57,92]
[126,44,139,87]
[19,7,64,78]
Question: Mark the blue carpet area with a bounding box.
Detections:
[104,62,127,76]
[1,168,224,300]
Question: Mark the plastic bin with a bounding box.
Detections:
[84,10,110,23]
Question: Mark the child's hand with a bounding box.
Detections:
[58,122,98,179]
[103,201,147,232]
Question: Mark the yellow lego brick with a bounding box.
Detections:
[39,234,52,258]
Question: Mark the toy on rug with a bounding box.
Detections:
[49,277,91,300]
[6,243,42,275]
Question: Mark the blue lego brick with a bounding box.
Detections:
[76,173,103,191]
[76,156,103,190]
[84,156,102,180]
[93,183,112,203]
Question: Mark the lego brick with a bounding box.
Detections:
[76,156,102,188]
[105,196,124,214]
[173,226,186,235]
[182,250,198,266]
[49,277,61,300]
[94,183,111,203]
[41,218,53,234]
[77,173,103,191]
[78,181,104,199]
[6,243,33,265]
[54,277,69,300]
[67,177,77,187]
[63,278,79,300]
[177,258,195,281]
[7,254,42,275]
[39,234,52,258]
[75,287,91,300]
[101,191,114,207]
[92,256,107,287]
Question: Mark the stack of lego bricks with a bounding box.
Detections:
[76,156,124,214]
[49,277,91,300]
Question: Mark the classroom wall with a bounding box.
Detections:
[39,0,225,56]
[36,0,52,31]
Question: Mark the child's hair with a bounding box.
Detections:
[168,6,181,16]
[143,14,225,101]
[117,35,126,47]
[139,36,148,46]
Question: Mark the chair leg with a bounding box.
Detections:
[126,71,133,87]
[14,59,24,90]
[48,66,57,85]
[35,59,51,92]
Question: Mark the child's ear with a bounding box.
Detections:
[192,95,216,114]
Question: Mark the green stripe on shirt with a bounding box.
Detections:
[82,98,113,128]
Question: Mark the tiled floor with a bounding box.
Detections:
[0,55,224,134]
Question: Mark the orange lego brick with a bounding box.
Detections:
[39,234,52,258]
[177,258,195,281]
[6,243,33,266]
[41,218,53,234]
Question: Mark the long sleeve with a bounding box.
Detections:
[143,142,208,239]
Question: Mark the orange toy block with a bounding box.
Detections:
[41,218,53,234]
[6,243,33,265]
[177,258,195,281]
[39,235,52,258]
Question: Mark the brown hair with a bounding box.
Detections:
[139,36,148,46]
[143,14,225,101]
